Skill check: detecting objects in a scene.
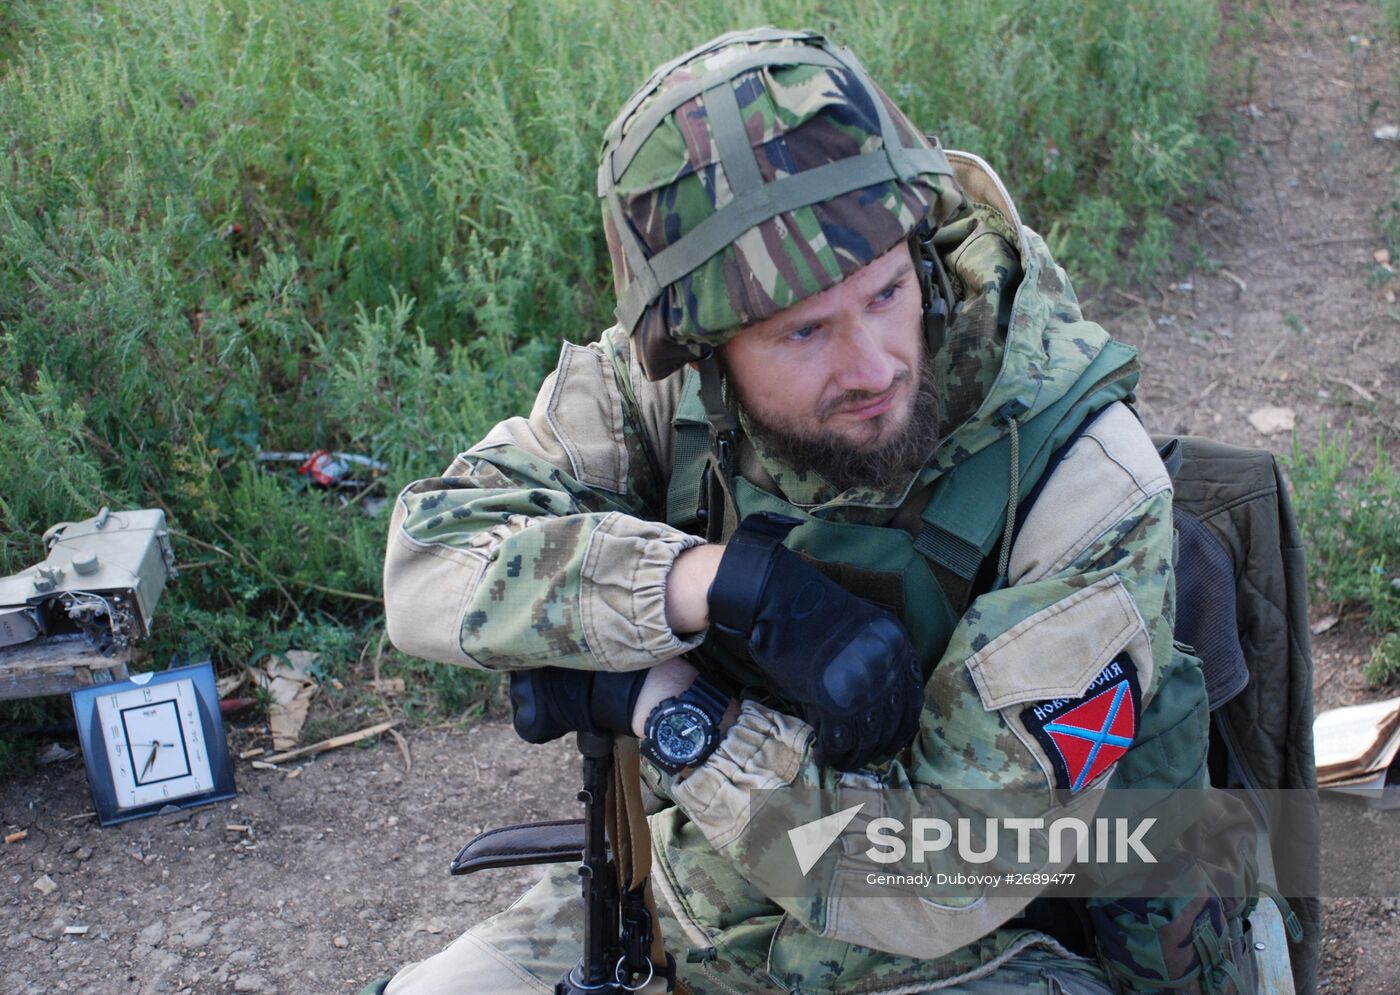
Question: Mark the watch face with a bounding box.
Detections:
[94,678,215,810]
[651,701,712,765]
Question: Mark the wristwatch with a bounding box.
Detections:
[640,674,730,775]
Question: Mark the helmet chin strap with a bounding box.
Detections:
[696,352,738,478]
[910,220,955,357]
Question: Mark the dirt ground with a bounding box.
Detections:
[3,2,1399,993]
[1096,3,1400,991]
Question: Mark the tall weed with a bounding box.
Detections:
[1286,426,1400,683]
[1,0,1226,712]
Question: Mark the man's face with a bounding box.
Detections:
[721,241,939,492]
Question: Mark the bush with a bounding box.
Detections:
[0,0,1225,697]
[1286,425,1400,683]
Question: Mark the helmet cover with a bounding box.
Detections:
[599,27,966,379]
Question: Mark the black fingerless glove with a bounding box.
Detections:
[509,667,647,744]
[708,512,923,771]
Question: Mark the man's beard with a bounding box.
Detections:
[736,353,942,495]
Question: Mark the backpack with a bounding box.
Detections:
[1154,434,1319,995]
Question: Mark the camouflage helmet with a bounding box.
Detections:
[599,27,966,381]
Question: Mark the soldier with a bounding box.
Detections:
[375,28,1257,995]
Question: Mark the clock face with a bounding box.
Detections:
[94,678,215,810]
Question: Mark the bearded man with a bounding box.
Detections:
[374,27,1257,995]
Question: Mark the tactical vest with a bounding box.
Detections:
[657,347,1279,991]
[664,338,1140,693]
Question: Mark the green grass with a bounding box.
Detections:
[1286,425,1400,683]
[0,0,1227,743]
[1384,0,1400,48]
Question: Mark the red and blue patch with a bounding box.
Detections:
[1020,653,1141,792]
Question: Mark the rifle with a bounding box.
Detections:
[450,729,679,994]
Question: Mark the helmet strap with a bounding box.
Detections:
[910,221,954,357]
[697,353,738,478]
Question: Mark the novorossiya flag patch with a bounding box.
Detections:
[1020,653,1142,792]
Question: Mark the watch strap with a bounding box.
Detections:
[679,673,730,722]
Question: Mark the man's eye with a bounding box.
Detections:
[786,325,817,342]
[873,283,900,304]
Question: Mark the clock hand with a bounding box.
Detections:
[141,741,159,778]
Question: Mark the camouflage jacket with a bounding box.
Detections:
[384,154,1205,992]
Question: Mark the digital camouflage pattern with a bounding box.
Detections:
[383,150,1239,991]
[391,856,1117,994]
[1086,792,1262,995]
[600,30,965,379]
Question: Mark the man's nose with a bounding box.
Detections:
[833,321,897,394]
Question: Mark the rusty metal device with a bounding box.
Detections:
[0,507,177,655]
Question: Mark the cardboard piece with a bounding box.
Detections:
[1314,696,1400,784]
[253,651,321,750]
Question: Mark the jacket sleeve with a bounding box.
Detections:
[669,403,1200,959]
[382,327,707,673]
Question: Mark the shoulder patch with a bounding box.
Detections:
[1020,653,1141,792]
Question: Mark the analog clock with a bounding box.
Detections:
[72,662,236,825]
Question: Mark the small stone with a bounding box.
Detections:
[1375,125,1400,141]
[179,929,213,949]
[1375,249,1392,266]
[1311,615,1340,635]
[233,974,271,994]
[33,875,57,897]
[1247,406,1295,436]
[333,935,349,949]
[37,743,76,765]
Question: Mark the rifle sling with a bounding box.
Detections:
[609,738,691,994]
